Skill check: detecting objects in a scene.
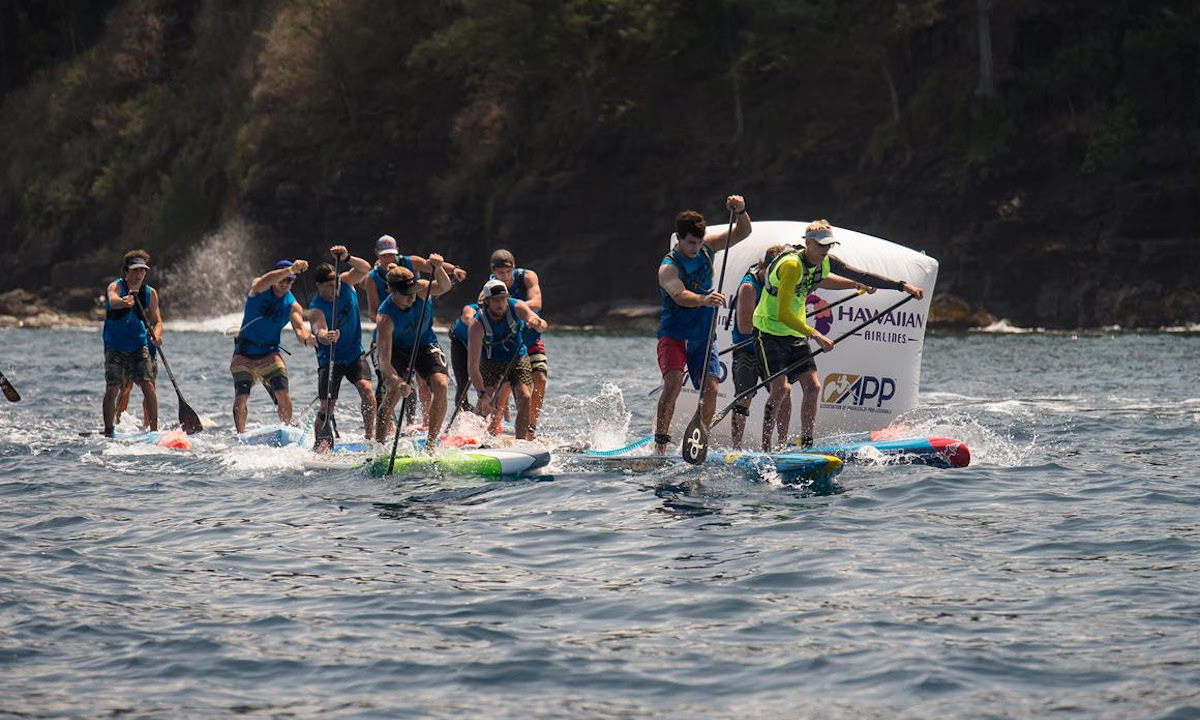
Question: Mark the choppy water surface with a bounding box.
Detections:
[1,328,1197,719]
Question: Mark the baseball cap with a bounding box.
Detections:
[804,227,838,246]
[375,235,399,256]
[480,278,510,301]
[489,249,515,268]
[274,259,297,279]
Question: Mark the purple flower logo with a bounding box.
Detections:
[808,294,833,335]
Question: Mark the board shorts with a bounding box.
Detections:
[231,352,289,398]
[527,351,548,376]
[390,343,448,381]
[481,355,533,390]
[756,332,814,384]
[657,336,720,389]
[317,354,371,400]
[732,344,761,402]
[105,347,153,386]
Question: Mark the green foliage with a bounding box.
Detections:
[1081,98,1140,174]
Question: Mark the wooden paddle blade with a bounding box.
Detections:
[179,398,203,434]
[0,371,19,402]
[681,411,708,465]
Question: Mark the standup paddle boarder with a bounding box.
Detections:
[730,244,787,450]
[102,251,161,437]
[488,249,547,437]
[375,258,452,450]
[753,219,924,448]
[653,195,752,455]
[307,245,374,450]
[468,279,548,441]
[230,259,316,433]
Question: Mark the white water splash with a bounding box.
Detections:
[161,218,264,319]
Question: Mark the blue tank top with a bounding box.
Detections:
[730,269,763,345]
[378,294,437,350]
[494,268,542,347]
[309,281,363,365]
[235,288,296,358]
[478,298,525,362]
[451,303,479,344]
[657,244,714,341]
[103,280,151,353]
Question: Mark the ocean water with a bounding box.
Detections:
[1,327,1197,719]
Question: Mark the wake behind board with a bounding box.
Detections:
[110,428,192,450]
[805,436,970,468]
[369,447,551,477]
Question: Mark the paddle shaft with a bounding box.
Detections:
[132,294,202,434]
[678,208,736,462]
[387,275,436,473]
[316,257,341,443]
[708,294,917,428]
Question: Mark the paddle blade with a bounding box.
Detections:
[681,411,708,465]
[0,371,19,402]
[178,396,203,434]
[313,411,335,453]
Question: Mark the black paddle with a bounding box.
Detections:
[314,255,341,451]
[387,275,436,474]
[680,208,737,465]
[132,294,203,434]
[0,369,20,402]
[685,294,917,461]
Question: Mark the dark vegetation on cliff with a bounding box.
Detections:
[1,0,1197,327]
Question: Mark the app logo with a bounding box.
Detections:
[821,373,896,408]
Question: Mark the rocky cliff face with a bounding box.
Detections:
[1,0,1196,329]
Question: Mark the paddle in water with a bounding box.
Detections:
[681,208,737,465]
[0,369,20,402]
[133,295,203,434]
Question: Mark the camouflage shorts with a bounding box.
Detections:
[481,356,533,390]
[105,348,153,386]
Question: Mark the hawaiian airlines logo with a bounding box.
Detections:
[822,373,896,408]
[825,303,926,344]
[806,294,834,335]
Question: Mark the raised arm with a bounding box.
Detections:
[411,254,468,284]
[330,245,372,286]
[426,254,453,297]
[706,195,752,252]
[251,259,308,295]
[826,256,923,298]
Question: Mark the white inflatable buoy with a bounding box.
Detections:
[667,220,939,448]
